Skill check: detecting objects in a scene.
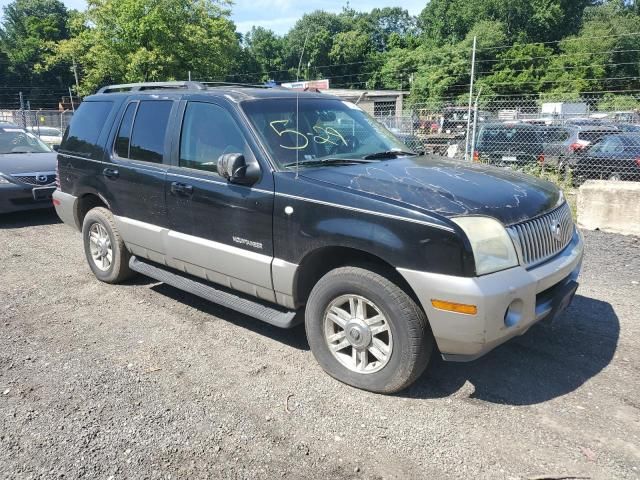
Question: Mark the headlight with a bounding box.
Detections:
[0,173,11,184]
[452,216,519,275]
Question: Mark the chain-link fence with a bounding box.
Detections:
[377,94,640,189]
[0,109,73,146]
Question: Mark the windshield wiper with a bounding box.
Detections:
[362,150,417,160]
[283,158,375,168]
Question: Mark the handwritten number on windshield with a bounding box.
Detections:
[269,120,308,150]
[269,120,348,150]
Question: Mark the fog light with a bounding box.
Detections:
[504,299,524,327]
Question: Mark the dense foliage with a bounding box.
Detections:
[0,0,638,107]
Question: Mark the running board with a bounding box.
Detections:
[129,256,300,329]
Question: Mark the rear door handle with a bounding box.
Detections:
[170,182,194,196]
[103,167,119,179]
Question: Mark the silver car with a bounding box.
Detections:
[0,124,57,214]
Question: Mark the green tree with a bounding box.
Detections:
[405,21,508,105]
[284,10,347,80]
[55,0,239,95]
[418,0,596,45]
[543,1,640,95]
[359,7,417,52]
[241,27,286,83]
[481,43,555,95]
[0,0,73,106]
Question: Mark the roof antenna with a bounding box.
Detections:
[295,29,309,178]
[296,30,309,82]
[295,91,300,179]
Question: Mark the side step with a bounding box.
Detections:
[129,256,300,329]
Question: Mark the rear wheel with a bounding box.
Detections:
[305,267,433,393]
[558,159,572,183]
[82,207,134,284]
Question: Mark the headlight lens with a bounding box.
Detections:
[0,173,11,184]
[452,216,519,275]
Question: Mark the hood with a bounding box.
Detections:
[0,152,57,175]
[300,156,562,226]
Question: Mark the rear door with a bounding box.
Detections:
[164,99,276,302]
[105,97,179,263]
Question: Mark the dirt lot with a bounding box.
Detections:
[1,210,639,480]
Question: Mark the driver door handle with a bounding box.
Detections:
[103,167,119,179]
[170,182,194,196]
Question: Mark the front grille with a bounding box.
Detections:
[10,173,56,186]
[507,202,574,268]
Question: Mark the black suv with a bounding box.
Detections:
[475,122,546,167]
[53,82,584,393]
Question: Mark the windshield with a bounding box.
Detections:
[241,97,411,169]
[29,127,62,136]
[0,128,51,154]
[479,126,543,146]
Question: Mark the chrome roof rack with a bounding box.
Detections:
[200,81,271,89]
[96,81,206,94]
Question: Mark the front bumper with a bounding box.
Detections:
[398,229,584,361]
[0,183,56,214]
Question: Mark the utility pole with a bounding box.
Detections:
[464,36,477,162]
[68,87,75,112]
[19,91,26,128]
[72,58,80,91]
[470,87,483,161]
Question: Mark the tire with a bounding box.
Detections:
[558,160,571,183]
[305,266,433,394]
[82,207,134,284]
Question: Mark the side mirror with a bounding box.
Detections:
[52,145,60,152]
[217,153,259,185]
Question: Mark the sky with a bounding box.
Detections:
[0,0,427,35]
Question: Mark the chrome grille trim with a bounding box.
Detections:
[10,173,56,186]
[507,202,574,269]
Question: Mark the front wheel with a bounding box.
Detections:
[305,267,433,393]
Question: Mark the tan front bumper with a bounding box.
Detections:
[398,230,584,360]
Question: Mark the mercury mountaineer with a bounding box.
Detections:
[53,81,583,393]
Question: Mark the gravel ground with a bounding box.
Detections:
[1,210,639,480]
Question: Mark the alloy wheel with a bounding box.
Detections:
[323,294,393,374]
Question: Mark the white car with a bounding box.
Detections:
[26,126,63,148]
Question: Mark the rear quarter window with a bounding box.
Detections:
[61,101,114,159]
[543,128,570,142]
[579,131,611,143]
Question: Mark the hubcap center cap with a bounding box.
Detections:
[344,319,371,349]
[98,240,108,257]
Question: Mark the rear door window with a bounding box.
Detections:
[128,101,173,163]
[114,102,137,158]
[61,101,114,159]
[579,130,612,144]
[543,128,570,142]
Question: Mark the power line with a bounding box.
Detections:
[476,31,640,53]
[474,48,640,64]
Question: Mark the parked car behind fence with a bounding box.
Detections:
[474,123,545,167]
[571,134,640,184]
[26,125,64,148]
[542,124,620,172]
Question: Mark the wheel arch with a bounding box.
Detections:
[292,246,422,310]
[76,192,110,228]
